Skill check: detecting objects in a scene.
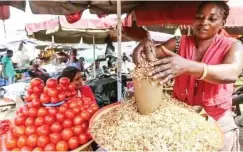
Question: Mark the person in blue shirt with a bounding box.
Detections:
[1,50,15,85]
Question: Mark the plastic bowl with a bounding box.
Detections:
[42,101,65,107]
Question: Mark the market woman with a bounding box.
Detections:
[133,1,243,151]
[58,66,96,103]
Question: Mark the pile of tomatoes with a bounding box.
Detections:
[25,78,76,104]
[0,77,100,151]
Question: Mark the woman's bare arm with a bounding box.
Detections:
[186,41,243,84]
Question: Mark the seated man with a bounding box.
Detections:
[28,59,49,82]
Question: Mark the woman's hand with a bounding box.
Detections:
[149,46,190,84]
[132,39,156,65]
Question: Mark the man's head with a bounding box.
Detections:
[7,50,13,58]
[95,61,100,68]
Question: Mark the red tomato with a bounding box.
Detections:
[66,91,72,97]
[25,125,36,136]
[50,96,59,104]
[26,134,38,148]
[44,143,56,151]
[40,94,50,104]
[44,115,55,125]
[62,119,73,128]
[68,102,77,109]
[34,117,44,127]
[28,108,37,118]
[25,117,35,126]
[73,125,84,134]
[22,108,29,117]
[91,105,100,112]
[13,126,25,137]
[43,86,49,95]
[27,102,33,109]
[46,78,58,88]
[62,86,68,92]
[61,128,73,141]
[48,88,58,97]
[56,113,65,122]
[14,115,26,126]
[17,136,27,148]
[24,95,32,102]
[68,136,79,150]
[32,147,43,151]
[58,93,66,101]
[56,141,68,151]
[80,111,91,121]
[30,94,39,101]
[73,107,81,114]
[5,137,17,150]
[71,91,77,96]
[37,107,48,117]
[47,107,58,116]
[78,133,89,145]
[81,121,88,130]
[21,146,32,151]
[49,133,62,144]
[87,108,95,115]
[73,115,84,125]
[59,77,70,86]
[65,109,75,119]
[32,86,42,94]
[32,99,41,108]
[26,87,33,95]
[30,78,43,87]
[58,106,67,113]
[36,125,49,136]
[37,135,49,148]
[50,122,63,133]
[56,84,63,93]
[68,84,76,91]
[86,129,92,140]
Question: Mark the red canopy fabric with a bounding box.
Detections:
[0,5,10,20]
[129,1,243,27]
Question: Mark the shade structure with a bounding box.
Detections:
[0,5,10,20]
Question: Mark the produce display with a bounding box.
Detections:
[39,49,55,59]
[24,78,76,104]
[90,60,222,151]
[0,78,99,151]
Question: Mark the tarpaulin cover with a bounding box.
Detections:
[132,1,243,27]
[0,5,10,20]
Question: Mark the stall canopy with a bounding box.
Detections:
[25,15,133,44]
[5,1,242,35]
[0,5,10,20]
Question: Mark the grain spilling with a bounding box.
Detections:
[91,96,222,151]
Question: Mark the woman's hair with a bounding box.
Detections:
[58,66,81,82]
[197,1,230,22]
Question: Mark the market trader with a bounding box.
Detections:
[133,1,243,151]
